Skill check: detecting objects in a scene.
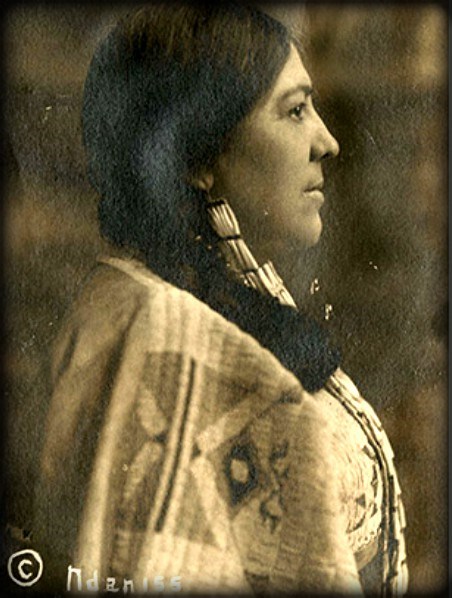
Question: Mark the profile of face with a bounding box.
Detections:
[204,44,340,265]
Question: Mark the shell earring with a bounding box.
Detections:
[204,191,297,309]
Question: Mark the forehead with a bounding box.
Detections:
[249,44,312,117]
[232,44,312,137]
[271,44,312,97]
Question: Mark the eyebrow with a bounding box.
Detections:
[278,84,313,102]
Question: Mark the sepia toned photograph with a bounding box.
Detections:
[3,1,448,596]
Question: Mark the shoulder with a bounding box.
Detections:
[53,256,300,398]
[50,257,155,377]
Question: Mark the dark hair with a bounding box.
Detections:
[82,1,340,392]
[83,2,290,276]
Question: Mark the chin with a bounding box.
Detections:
[263,220,323,261]
[296,219,323,248]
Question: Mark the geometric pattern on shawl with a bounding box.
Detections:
[107,352,300,593]
[48,257,362,594]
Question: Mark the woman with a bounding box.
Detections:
[34,2,407,595]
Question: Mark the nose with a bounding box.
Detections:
[310,111,340,162]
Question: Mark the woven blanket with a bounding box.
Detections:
[33,257,363,594]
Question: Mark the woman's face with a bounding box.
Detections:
[209,44,340,264]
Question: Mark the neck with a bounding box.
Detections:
[249,240,317,306]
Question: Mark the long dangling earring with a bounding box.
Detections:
[204,192,297,309]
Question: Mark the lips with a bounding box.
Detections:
[303,181,325,207]
[305,180,324,192]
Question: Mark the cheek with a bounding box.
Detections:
[241,128,311,198]
[213,127,317,251]
[218,131,294,199]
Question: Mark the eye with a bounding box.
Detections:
[289,103,307,122]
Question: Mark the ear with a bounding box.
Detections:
[188,171,214,192]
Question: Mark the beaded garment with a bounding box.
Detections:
[206,196,408,596]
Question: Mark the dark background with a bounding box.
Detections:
[3,3,448,593]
